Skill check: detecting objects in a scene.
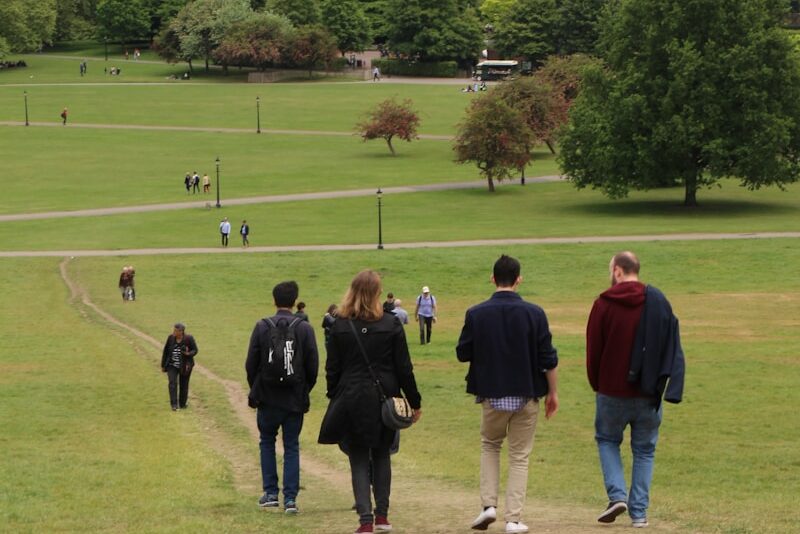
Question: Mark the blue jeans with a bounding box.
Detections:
[257,407,304,502]
[595,394,662,520]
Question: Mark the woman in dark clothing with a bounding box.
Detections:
[321,303,337,348]
[318,271,422,534]
[160,322,198,411]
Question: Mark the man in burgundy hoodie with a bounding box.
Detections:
[586,251,675,529]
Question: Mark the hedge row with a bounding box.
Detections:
[370,59,459,78]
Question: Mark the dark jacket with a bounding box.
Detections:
[245,310,319,413]
[456,291,558,399]
[586,281,646,397]
[318,313,421,449]
[628,285,686,407]
[161,334,198,371]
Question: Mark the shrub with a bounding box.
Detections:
[371,59,459,77]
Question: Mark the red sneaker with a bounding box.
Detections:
[375,515,393,531]
[355,523,374,533]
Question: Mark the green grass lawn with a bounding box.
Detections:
[0,179,796,251]
[59,239,800,533]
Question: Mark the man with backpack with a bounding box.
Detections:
[414,286,437,345]
[245,281,319,515]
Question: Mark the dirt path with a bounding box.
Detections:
[0,177,562,222]
[0,120,454,140]
[56,257,684,533]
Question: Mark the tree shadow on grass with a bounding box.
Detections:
[564,198,798,218]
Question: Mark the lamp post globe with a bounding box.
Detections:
[215,157,221,208]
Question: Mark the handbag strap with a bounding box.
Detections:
[348,319,388,401]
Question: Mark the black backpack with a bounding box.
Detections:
[259,316,302,387]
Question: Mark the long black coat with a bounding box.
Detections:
[318,313,421,449]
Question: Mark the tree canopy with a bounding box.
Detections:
[96,0,150,44]
[558,0,800,206]
[213,12,294,70]
[357,98,420,155]
[0,0,57,53]
[320,0,370,55]
[266,0,320,27]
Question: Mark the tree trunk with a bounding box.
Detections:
[487,176,495,192]
[520,166,526,185]
[205,56,209,72]
[386,136,395,155]
[545,139,556,154]
[684,174,698,207]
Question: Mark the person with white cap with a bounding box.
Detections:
[414,286,437,345]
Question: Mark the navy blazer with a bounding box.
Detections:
[456,291,558,398]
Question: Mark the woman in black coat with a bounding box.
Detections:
[160,322,198,411]
[318,270,421,534]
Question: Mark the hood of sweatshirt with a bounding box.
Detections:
[600,280,646,308]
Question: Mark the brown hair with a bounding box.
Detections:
[338,270,384,321]
[612,251,640,275]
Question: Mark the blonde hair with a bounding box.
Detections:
[338,270,384,321]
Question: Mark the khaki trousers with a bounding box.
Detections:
[480,399,540,522]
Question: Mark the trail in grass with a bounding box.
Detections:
[0,120,453,140]
[0,176,562,222]
[10,232,800,258]
[57,258,678,533]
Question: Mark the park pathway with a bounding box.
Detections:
[0,176,562,222]
[4,231,799,257]
[57,257,678,533]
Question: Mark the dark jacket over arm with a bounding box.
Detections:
[161,334,198,370]
[456,291,558,399]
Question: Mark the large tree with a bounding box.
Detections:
[454,94,533,192]
[288,25,337,77]
[168,0,252,71]
[320,0,370,55]
[384,0,482,64]
[559,0,800,206]
[96,0,150,45]
[213,13,294,70]
[265,0,320,26]
[0,0,58,53]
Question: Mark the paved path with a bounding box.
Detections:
[4,232,798,258]
[0,176,562,222]
[0,120,454,140]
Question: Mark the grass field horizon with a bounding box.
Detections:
[2,46,799,534]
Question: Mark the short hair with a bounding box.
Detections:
[273,281,299,308]
[612,251,640,275]
[173,322,186,331]
[296,301,306,311]
[387,292,394,299]
[493,254,521,287]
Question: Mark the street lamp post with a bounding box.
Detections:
[256,96,261,134]
[24,91,29,126]
[104,37,108,62]
[376,188,384,250]
[215,157,221,208]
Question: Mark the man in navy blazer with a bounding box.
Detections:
[457,254,559,534]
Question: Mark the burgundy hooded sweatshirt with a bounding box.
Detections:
[586,280,647,398]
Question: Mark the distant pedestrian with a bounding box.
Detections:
[118,265,135,301]
[60,107,68,125]
[294,302,309,322]
[383,292,395,313]
[203,173,210,193]
[321,304,337,348]
[392,299,409,325]
[161,322,198,411]
[414,286,437,344]
[79,61,86,76]
[372,66,380,81]
[184,172,192,194]
[220,217,231,247]
[125,49,129,60]
[134,48,140,60]
[192,172,200,194]
[240,219,250,247]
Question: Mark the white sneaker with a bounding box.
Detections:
[632,517,649,528]
[505,521,529,533]
[471,507,497,530]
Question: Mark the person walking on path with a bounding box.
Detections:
[318,270,422,534]
[587,251,685,528]
[203,173,210,193]
[192,172,200,194]
[414,286,437,344]
[118,265,135,301]
[60,107,68,125]
[246,281,319,514]
[184,172,192,194]
[391,298,409,325]
[219,217,231,247]
[372,66,380,81]
[294,302,309,322]
[240,220,250,247]
[160,322,198,411]
[456,255,559,534]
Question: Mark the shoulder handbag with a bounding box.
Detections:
[348,320,414,430]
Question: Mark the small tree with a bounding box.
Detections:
[454,95,533,192]
[357,98,420,156]
[289,25,338,78]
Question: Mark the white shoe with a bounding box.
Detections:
[471,507,497,530]
[505,521,529,533]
